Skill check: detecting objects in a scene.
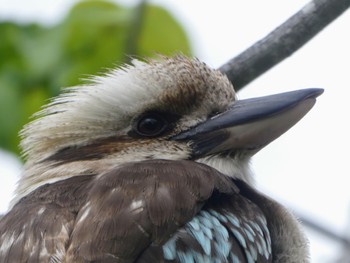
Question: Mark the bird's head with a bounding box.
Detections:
[14,55,322,205]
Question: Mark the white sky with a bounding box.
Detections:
[1,1,350,262]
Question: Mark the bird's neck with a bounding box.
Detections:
[11,154,254,209]
[197,155,255,185]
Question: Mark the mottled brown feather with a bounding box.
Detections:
[0,160,273,263]
[0,160,237,262]
[65,160,237,262]
[0,175,92,263]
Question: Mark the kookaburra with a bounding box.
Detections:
[0,55,322,262]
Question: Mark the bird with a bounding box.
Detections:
[0,55,323,263]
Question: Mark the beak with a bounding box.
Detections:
[172,88,323,159]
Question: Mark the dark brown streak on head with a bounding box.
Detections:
[156,57,210,115]
[159,82,204,115]
[43,135,152,164]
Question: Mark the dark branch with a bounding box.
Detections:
[219,0,350,91]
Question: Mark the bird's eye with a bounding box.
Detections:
[135,113,168,137]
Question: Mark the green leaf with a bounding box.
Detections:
[138,4,192,56]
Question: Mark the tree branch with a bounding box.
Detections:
[298,213,350,246]
[219,0,350,91]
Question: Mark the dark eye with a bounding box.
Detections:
[135,113,168,137]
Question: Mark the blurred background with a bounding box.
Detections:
[0,0,350,261]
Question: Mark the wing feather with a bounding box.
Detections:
[65,159,236,262]
[0,174,91,263]
[0,160,243,263]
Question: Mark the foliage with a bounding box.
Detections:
[0,0,191,156]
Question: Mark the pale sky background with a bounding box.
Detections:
[1,1,350,262]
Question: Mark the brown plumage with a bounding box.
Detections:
[1,160,272,262]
